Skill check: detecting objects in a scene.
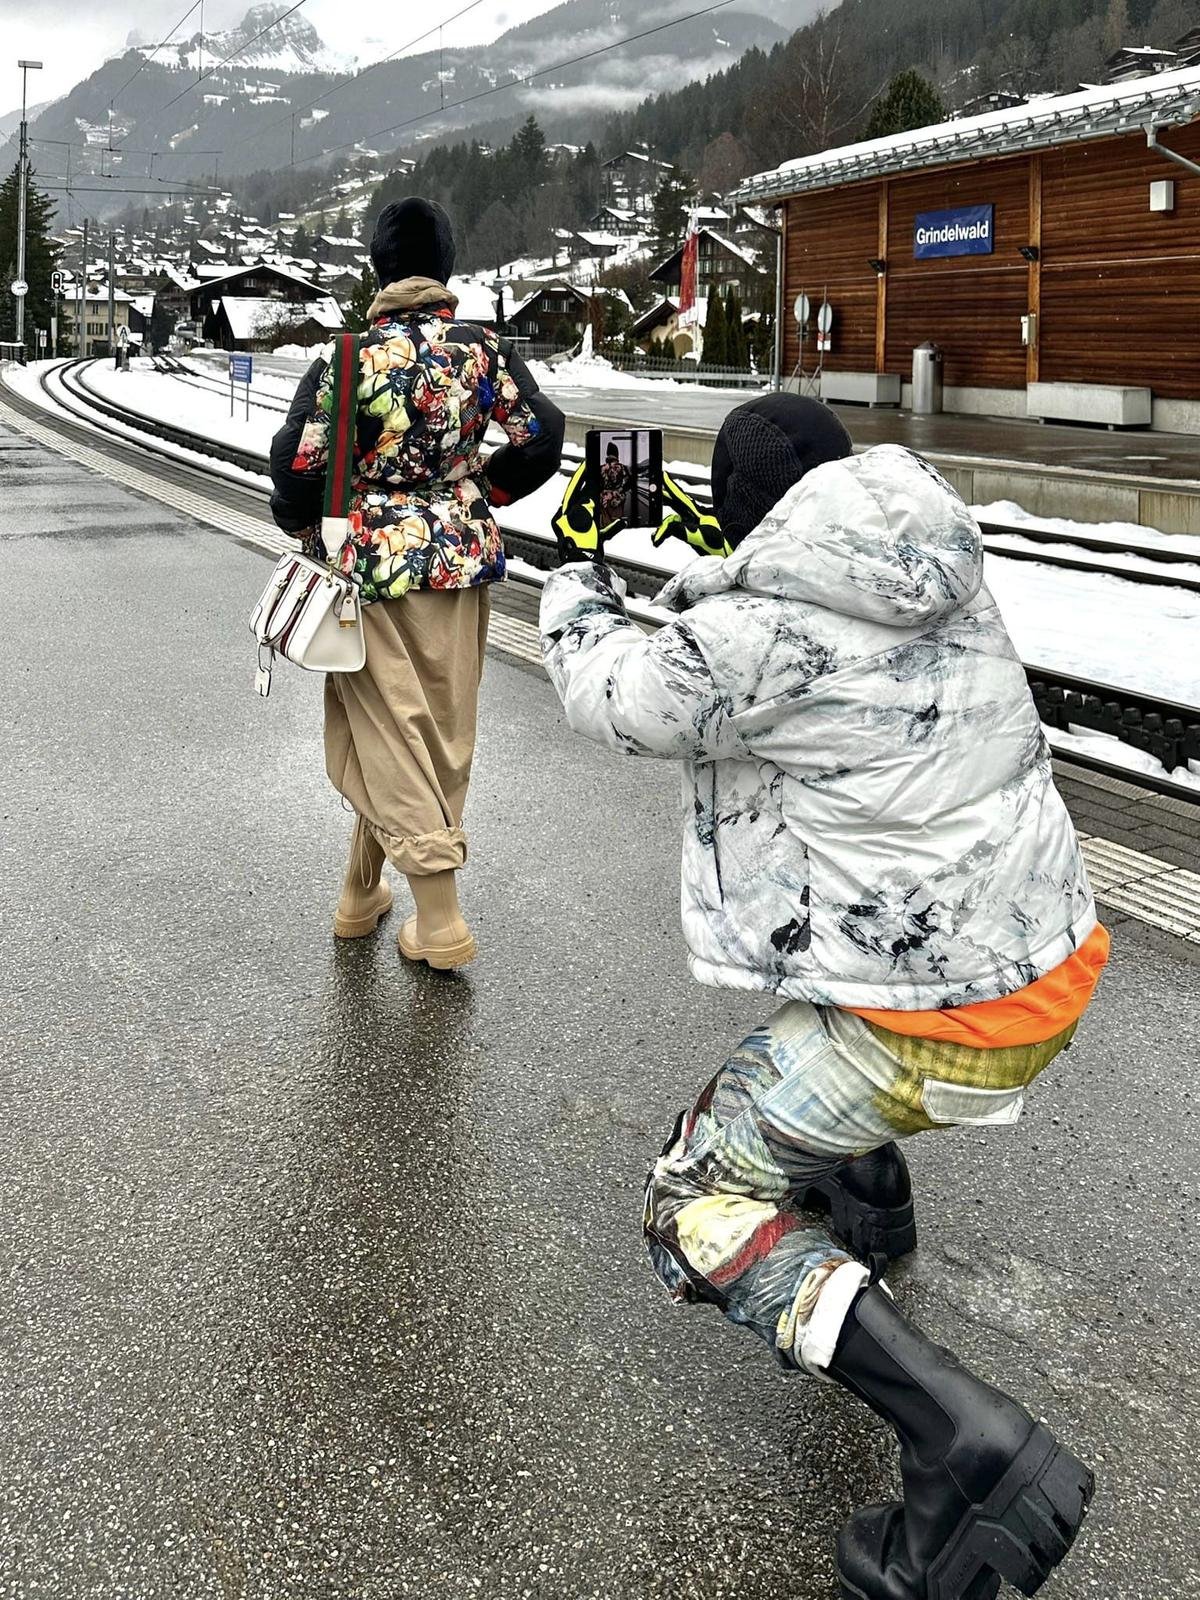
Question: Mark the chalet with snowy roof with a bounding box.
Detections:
[508,283,632,347]
[631,297,684,354]
[1106,45,1179,82]
[586,206,641,237]
[601,150,671,211]
[649,227,770,304]
[314,235,364,264]
[736,64,1200,431]
[205,294,345,352]
[187,263,329,337]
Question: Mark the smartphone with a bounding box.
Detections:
[585,428,664,529]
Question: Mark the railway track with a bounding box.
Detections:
[12,356,1200,802]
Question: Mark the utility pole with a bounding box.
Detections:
[77,219,88,356]
[107,230,116,356]
[14,59,43,354]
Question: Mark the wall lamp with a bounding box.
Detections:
[1019,245,1041,263]
[868,257,888,276]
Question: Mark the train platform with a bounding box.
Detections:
[2,400,1199,1599]
[198,350,1200,534]
[550,383,1200,534]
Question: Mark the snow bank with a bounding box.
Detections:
[975,499,1200,561]
[273,341,331,360]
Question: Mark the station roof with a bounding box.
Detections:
[736,63,1200,202]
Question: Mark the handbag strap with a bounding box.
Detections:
[320,332,359,560]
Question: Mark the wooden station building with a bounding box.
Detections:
[737,67,1200,432]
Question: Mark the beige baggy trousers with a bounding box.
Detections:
[324,587,490,877]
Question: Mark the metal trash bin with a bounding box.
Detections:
[912,341,944,415]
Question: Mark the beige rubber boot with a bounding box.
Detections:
[398,870,477,970]
[333,815,393,939]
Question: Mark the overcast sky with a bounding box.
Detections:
[1,1,564,108]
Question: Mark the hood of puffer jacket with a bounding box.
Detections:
[659,444,984,628]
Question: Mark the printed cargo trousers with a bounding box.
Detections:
[644,1000,1074,1375]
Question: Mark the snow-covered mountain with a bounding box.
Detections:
[15,1,811,199]
[146,3,358,78]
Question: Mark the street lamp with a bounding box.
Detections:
[14,59,43,354]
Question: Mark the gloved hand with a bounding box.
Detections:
[652,469,730,558]
[552,462,625,564]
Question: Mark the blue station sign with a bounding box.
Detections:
[914,204,995,260]
[229,353,254,383]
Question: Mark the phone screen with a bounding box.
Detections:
[585,429,664,530]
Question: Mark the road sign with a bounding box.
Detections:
[10,280,28,299]
[37,328,47,349]
[817,301,834,335]
[793,293,811,326]
[229,354,253,384]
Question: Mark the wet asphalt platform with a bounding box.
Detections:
[1,418,1199,1599]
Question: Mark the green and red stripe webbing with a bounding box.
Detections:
[322,332,359,522]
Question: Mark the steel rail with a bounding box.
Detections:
[14,358,1200,803]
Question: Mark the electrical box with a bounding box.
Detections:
[1021,313,1039,348]
[1150,180,1176,213]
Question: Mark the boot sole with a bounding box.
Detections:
[837,1423,1094,1600]
[333,886,394,939]
[801,1174,918,1263]
[398,931,478,971]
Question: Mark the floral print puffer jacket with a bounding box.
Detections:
[269,285,565,600]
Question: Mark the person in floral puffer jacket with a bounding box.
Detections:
[270,197,564,968]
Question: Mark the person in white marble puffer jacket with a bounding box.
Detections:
[539,400,1101,1600]
[541,439,1095,1010]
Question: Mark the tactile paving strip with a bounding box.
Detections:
[1080,836,1200,944]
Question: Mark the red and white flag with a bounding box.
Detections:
[678,213,699,322]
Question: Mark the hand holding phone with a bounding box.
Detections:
[652,471,731,558]
[552,462,625,564]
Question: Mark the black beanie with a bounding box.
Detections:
[711,394,853,548]
[369,197,457,288]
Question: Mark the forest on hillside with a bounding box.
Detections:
[606,0,1198,184]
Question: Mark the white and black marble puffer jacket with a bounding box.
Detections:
[539,445,1096,1011]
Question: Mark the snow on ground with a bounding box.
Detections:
[86,363,278,457]
[12,360,1199,732]
[529,351,748,395]
[976,500,1200,562]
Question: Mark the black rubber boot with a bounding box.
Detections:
[827,1285,1094,1600]
[802,1144,918,1263]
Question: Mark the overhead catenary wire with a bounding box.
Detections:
[107,0,204,108]
[296,0,740,167]
[103,0,738,177]
[112,0,310,145]
[220,0,495,157]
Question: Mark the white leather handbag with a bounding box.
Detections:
[250,332,366,697]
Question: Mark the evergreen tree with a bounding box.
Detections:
[344,264,378,333]
[724,287,748,371]
[0,162,59,357]
[513,116,549,188]
[865,70,947,141]
[652,166,695,247]
[291,222,311,258]
[701,291,726,367]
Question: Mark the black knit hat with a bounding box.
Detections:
[711,393,853,548]
[369,197,457,288]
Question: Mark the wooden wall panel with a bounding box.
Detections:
[1040,126,1200,399]
[775,123,1200,397]
[783,185,880,374]
[1039,261,1200,398]
[884,156,1031,389]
